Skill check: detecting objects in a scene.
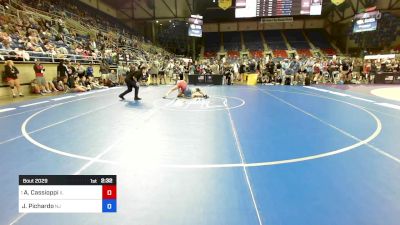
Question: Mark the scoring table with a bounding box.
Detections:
[19,175,117,213]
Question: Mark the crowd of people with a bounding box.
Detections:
[0,0,176,98]
[105,54,400,89]
[117,54,400,87]
[194,56,400,85]
[1,0,400,100]
[2,59,117,97]
[0,0,169,65]
[3,53,400,98]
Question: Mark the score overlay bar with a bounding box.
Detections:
[19,175,117,213]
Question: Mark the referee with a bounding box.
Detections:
[119,65,147,100]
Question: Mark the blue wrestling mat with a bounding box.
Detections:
[1,85,400,225]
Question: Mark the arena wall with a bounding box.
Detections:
[203,18,326,32]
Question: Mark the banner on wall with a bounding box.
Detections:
[219,0,232,10]
[261,17,293,23]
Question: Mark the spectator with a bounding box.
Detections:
[43,41,56,55]
[89,77,106,89]
[99,60,109,84]
[57,60,68,78]
[108,69,119,86]
[4,60,23,98]
[30,79,42,95]
[239,62,246,82]
[66,61,76,77]
[75,45,84,55]
[266,60,275,83]
[149,62,158,85]
[78,76,91,91]
[25,39,44,53]
[53,77,67,92]
[1,39,12,51]
[47,80,59,92]
[76,62,86,78]
[33,60,50,93]
[86,62,94,78]
[70,76,87,92]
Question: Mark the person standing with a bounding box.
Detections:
[149,62,158,85]
[232,62,239,82]
[4,60,23,98]
[239,62,246,82]
[291,58,301,75]
[57,60,68,78]
[66,61,76,78]
[211,61,219,75]
[118,65,147,101]
[159,62,167,85]
[76,62,86,78]
[99,60,110,84]
[266,60,275,83]
[223,63,233,85]
[281,59,291,85]
[341,59,351,84]
[178,62,185,81]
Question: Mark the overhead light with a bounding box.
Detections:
[169,20,172,22]
[156,20,159,23]
[160,24,163,26]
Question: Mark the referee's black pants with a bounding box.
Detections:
[120,79,139,98]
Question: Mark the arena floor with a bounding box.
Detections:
[1,85,400,225]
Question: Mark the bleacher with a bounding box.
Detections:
[204,32,220,58]
[306,29,333,49]
[263,30,287,50]
[322,48,337,56]
[204,51,217,58]
[306,29,336,56]
[250,50,263,58]
[223,31,241,51]
[0,0,164,65]
[283,29,310,49]
[243,31,263,51]
[297,49,313,57]
[272,50,288,58]
[52,0,138,36]
[200,29,342,59]
[227,51,240,59]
